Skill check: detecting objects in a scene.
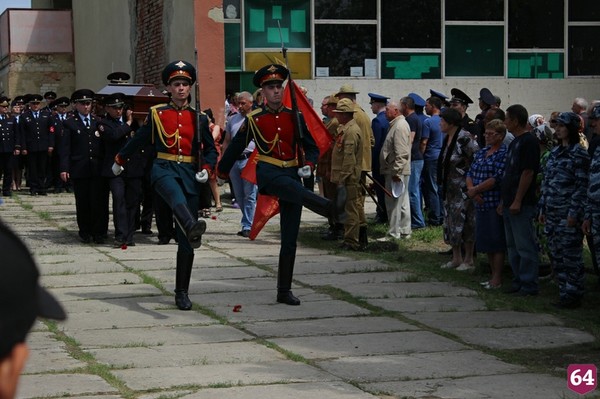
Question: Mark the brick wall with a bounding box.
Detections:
[134,0,165,87]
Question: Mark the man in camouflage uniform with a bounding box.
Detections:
[582,104,600,283]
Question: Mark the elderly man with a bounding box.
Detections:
[379,101,411,240]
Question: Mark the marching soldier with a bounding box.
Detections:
[218,64,338,306]
[113,60,217,310]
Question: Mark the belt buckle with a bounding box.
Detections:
[177,154,183,163]
[281,160,288,167]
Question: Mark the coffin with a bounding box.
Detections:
[96,84,169,119]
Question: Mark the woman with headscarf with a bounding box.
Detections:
[438,108,479,270]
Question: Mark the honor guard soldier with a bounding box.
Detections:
[0,96,17,197]
[113,60,217,311]
[19,94,56,196]
[59,89,110,244]
[449,88,481,140]
[218,64,338,306]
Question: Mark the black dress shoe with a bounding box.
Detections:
[93,237,105,245]
[321,230,342,241]
[277,291,301,305]
[113,240,125,248]
[79,236,91,244]
[126,242,136,246]
[237,230,250,238]
[157,237,171,245]
[175,290,192,310]
[552,297,581,309]
[339,242,359,251]
[141,228,153,235]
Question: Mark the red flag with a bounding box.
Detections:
[249,194,279,240]
[283,81,333,162]
[240,148,258,184]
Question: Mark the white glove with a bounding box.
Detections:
[195,169,209,183]
[112,162,124,176]
[297,165,312,179]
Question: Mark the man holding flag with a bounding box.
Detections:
[218,64,337,306]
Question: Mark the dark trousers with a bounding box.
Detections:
[27,151,48,193]
[139,174,154,230]
[372,170,387,221]
[0,152,13,194]
[72,176,109,240]
[154,189,175,240]
[109,176,143,243]
[154,176,199,254]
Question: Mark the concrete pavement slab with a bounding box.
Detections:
[297,271,417,285]
[69,325,252,348]
[369,296,487,313]
[187,277,277,293]
[206,299,371,322]
[17,374,118,398]
[317,350,524,382]
[41,272,143,288]
[409,310,564,329]
[90,341,285,368]
[363,373,579,399]
[144,266,272,283]
[190,287,331,307]
[49,283,163,302]
[60,305,216,330]
[446,326,596,349]
[328,281,477,299]
[180,381,380,399]
[271,331,467,359]
[37,259,125,274]
[243,316,419,338]
[112,360,338,390]
[57,295,176,314]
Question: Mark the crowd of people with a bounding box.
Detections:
[1,66,599,309]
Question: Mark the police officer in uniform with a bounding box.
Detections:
[0,96,17,197]
[113,60,217,311]
[60,89,109,244]
[449,88,481,140]
[51,97,73,193]
[19,94,56,195]
[99,93,145,247]
[218,64,337,306]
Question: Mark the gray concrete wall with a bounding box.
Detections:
[163,0,195,63]
[72,0,135,91]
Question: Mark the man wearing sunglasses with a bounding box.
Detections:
[59,89,109,245]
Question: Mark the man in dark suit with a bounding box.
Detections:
[0,96,18,197]
[99,93,146,247]
[59,89,109,244]
[19,94,56,195]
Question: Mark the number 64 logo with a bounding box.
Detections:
[568,364,597,395]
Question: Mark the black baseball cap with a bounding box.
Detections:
[0,220,66,359]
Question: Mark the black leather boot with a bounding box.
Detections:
[359,225,368,250]
[172,204,206,249]
[174,251,194,310]
[276,255,300,305]
[302,189,345,222]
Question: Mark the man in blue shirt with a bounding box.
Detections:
[423,96,444,226]
[368,93,390,223]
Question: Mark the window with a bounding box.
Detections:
[381,1,441,48]
[508,53,564,78]
[569,26,600,76]
[315,24,377,77]
[569,0,600,21]
[445,0,503,21]
[244,0,310,48]
[382,53,441,79]
[508,0,563,48]
[314,0,375,20]
[225,23,241,70]
[445,26,504,76]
